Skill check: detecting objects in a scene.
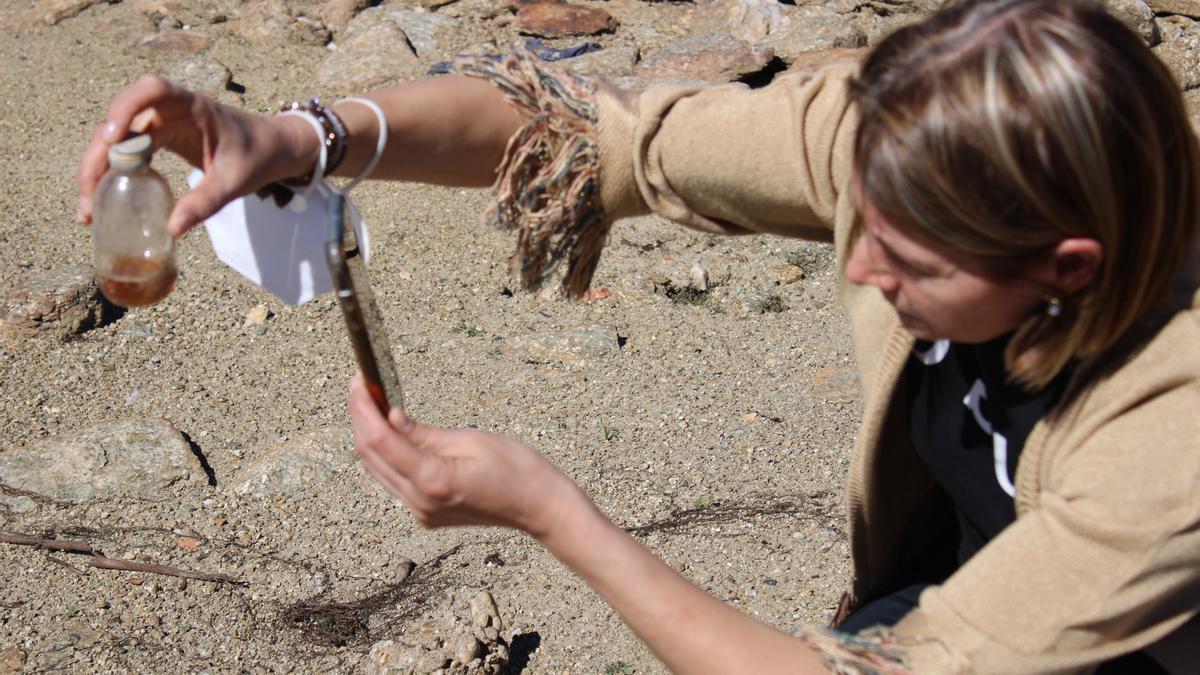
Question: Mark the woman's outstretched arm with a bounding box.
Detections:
[76,74,523,236]
[348,374,909,674]
[539,482,832,674]
[325,75,523,187]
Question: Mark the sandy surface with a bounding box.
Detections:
[3,0,1189,672]
[0,3,862,671]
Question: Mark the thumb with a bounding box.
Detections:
[167,174,230,237]
[387,407,416,435]
[387,409,441,450]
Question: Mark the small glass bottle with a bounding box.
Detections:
[92,134,178,307]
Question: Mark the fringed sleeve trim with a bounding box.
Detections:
[792,626,916,674]
[437,50,607,299]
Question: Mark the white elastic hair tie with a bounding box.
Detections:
[335,97,388,194]
[277,110,328,198]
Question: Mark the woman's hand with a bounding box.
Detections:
[348,372,583,538]
[349,371,840,673]
[76,75,318,237]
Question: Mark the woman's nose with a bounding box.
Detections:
[846,234,899,293]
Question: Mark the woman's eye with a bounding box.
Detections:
[883,247,930,277]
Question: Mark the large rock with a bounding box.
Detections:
[562,42,639,79]
[1148,0,1200,18]
[1185,89,1200,135]
[727,0,791,43]
[0,265,112,340]
[783,47,869,76]
[820,0,939,44]
[517,3,617,38]
[320,7,460,89]
[163,54,232,96]
[364,591,508,675]
[0,419,205,503]
[835,0,942,14]
[229,426,357,497]
[510,324,621,364]
[764,6,868,63]
[1104,0,1160,45]
[40,0,104,26]
[438,0,511,20]
[1154,15,1200,89]
[318,18,423,91]
[634,33,775,83]
[347,9,460,58]
[132,0,239,26]
[239,0,331,46]
[320,0,372,34]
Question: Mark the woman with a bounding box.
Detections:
[77,0,1200,671]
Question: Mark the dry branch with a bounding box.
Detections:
[0,530,243,585]
[86,554,241,584]
[0,532,94,553]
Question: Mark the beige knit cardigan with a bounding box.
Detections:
[587,60,1200,673]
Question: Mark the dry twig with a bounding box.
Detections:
[279,543,468,647]
[45,555,85,576]
[0,530,243,585]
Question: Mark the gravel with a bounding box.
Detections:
[1,1,885,672]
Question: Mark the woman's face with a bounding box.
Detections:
[845,200,1046,343]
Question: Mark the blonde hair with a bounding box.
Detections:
[850,0,1200,389]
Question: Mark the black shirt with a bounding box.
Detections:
[905,334,1071,563]
[842,340,1173,670]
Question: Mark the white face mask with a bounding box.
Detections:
[189,169,371,305]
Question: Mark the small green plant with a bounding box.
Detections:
[451,320,486,337]
[65,605,78,618]
[694,495,715,510]
[603,662,635,675]
[602,424,618,442]
[757,294,786,314]
[178,623,192,635]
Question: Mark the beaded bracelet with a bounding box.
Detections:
[257,97,348,207]
[279,97,347,181]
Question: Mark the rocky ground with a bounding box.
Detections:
[0,0,1196,673]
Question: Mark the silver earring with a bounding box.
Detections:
[1046,297,1062,317]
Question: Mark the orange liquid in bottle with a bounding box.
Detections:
[97,256,177,307]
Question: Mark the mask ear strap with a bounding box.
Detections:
[277,110,328,199]
[334,97,388,195]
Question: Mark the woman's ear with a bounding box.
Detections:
[1045,238,1103,295]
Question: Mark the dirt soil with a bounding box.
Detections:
[2,1,874,672]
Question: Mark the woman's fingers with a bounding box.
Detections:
[129,107,162,136]
[350,374,456,525]
[76,123,112,224]
[357,440,424,507]
[104,75,182,137]
[349,373,423,477]
[77,75,191,225]
[349,373,483,527]
[387,405,416,435]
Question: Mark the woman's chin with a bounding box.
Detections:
[897,312,934,339]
